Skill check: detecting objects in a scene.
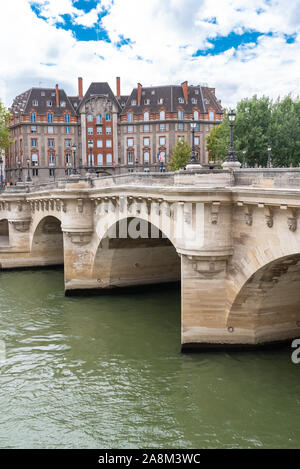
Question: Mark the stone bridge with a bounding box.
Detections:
[2,169,300,350]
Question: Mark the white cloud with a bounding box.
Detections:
[0,0,300,109]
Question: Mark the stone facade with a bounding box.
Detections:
[6,78,223,184]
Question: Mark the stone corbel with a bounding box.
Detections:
[187,254,228,279]
[258,203,273,228]
[56,199,61,212]
[211,201,220,224]
[66,231,93,246]
[45,200,49,212]
[244,205,253,226]
[50,199,55,211]
[10,219,31,232]
[288,208,297,232]
[62,201,67,213]
[17,200,23,212]
[5,202,11,212]
[77,198,83,213]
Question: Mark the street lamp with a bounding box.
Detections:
[26,157,32,183]
[242,149,247,168]
[224,110,239,164]
[188,120,199,166]
[71,144,78,175]
[17,160,22,183]
[267,144,272,168]
[88,142,94,173]
[0,156,3,188]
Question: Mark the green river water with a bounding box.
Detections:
[0,268,299,449]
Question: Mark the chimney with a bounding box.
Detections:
[137,83,142,106]
[55,84,60,107]
[78,77,83,98]
[181,81,188,103]
[116,77,121,98]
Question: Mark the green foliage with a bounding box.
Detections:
[206,94,300,167]
[0,100,11,151]
[169,139,192,171]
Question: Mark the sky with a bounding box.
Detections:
[1,0,300,109]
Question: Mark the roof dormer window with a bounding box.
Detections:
[61,101,66,107]
[195,90,199,95]
[144,99,150,105]
[158,98,164,104]
[192,98,197,104]
[131,100,137,106]
[179,97,184,104]
[33,100,38,106]
[151,90,155,95]
[47,100,52,107]
[41,91,45,96]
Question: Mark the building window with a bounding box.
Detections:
[128,125,133,133]
[177,136,184,142]
[97,126,102,135]
[195,123,199,131]
[87,114,93,122]
[33,100,38,107]
[88,127,93,135]
[178,123,184,131]
[179,98,184,104]
[144,137,150,147]
[96,114,102,124]
[194,136,200,145]
[65,126,70,134]
[159,136,166,146]
[61,101,66,107]
[31,126,37,133]
[128,151,134,164]
[209,111,214,121]
[192,98,197,104]
[88,139,93,146]
[144,151,150,163]
[106,140,112,148]
[30,113,36,123]
[106,126,112,135]
[64,113,70,123]
[144,111,149,121]
[158,98,164,105]
[160,123,165,131]
[97,140,103,148]
[195,90,199,95]
[48,126,54,134]
[48,139,54,147]
[159,151,166,162]
[31,153,38,166]
[31,139,37,147]
[65,139,71,147]
[160,110,165,120]
[131,100,136,106]
[106,113,111,121]
[128,168,134,173]
[65,153,72,166]
[41,91,45,96]
[127,138,134,147]
[49,168,55,177]
[49,153,55,166]
[178,110,183,120]
[33,169,39,176]
[47,113,53,123]
[46,100,52,107]
[143,124,150,132]
[144,99,150,105]
[97,154,103,166]
[128,112,133,122]
[193,110,199,120]
[106,153,112,165]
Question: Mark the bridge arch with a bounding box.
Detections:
[31,215,64,266]
[227,252,300,344]
[92,216,181,291]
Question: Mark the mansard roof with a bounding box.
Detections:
[10,88,77,116]
[122,85,223,115]
[79,82,121,111]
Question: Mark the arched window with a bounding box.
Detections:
[159,151,166,162]
[193,110,199,120]
[30,112,36,123]
[144,111,149,121]
[87,114,93,122]
[160,110,165,120]
[96,114,102,124]
[178,110,183,120]
[47,112,53,123]
[106,113,111,122]
[48,152,55,166]
[97,154,103,166]
[106,153,112,165]
[64,113,70,123]
[128,112,133,122]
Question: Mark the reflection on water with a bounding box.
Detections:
[0,268,299,449]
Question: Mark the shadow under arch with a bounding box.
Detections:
[93,217,181,293]
[227,253,300,344]
[31,215,64,267]
[0,219,9,246]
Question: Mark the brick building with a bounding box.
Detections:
[6,78,223,183]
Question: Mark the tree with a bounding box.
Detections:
[206,115,230,161]
[0,100,11,151]
[169,139,192,171]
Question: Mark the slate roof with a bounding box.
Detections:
[10,88,77,116]
[121,85,223,116]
